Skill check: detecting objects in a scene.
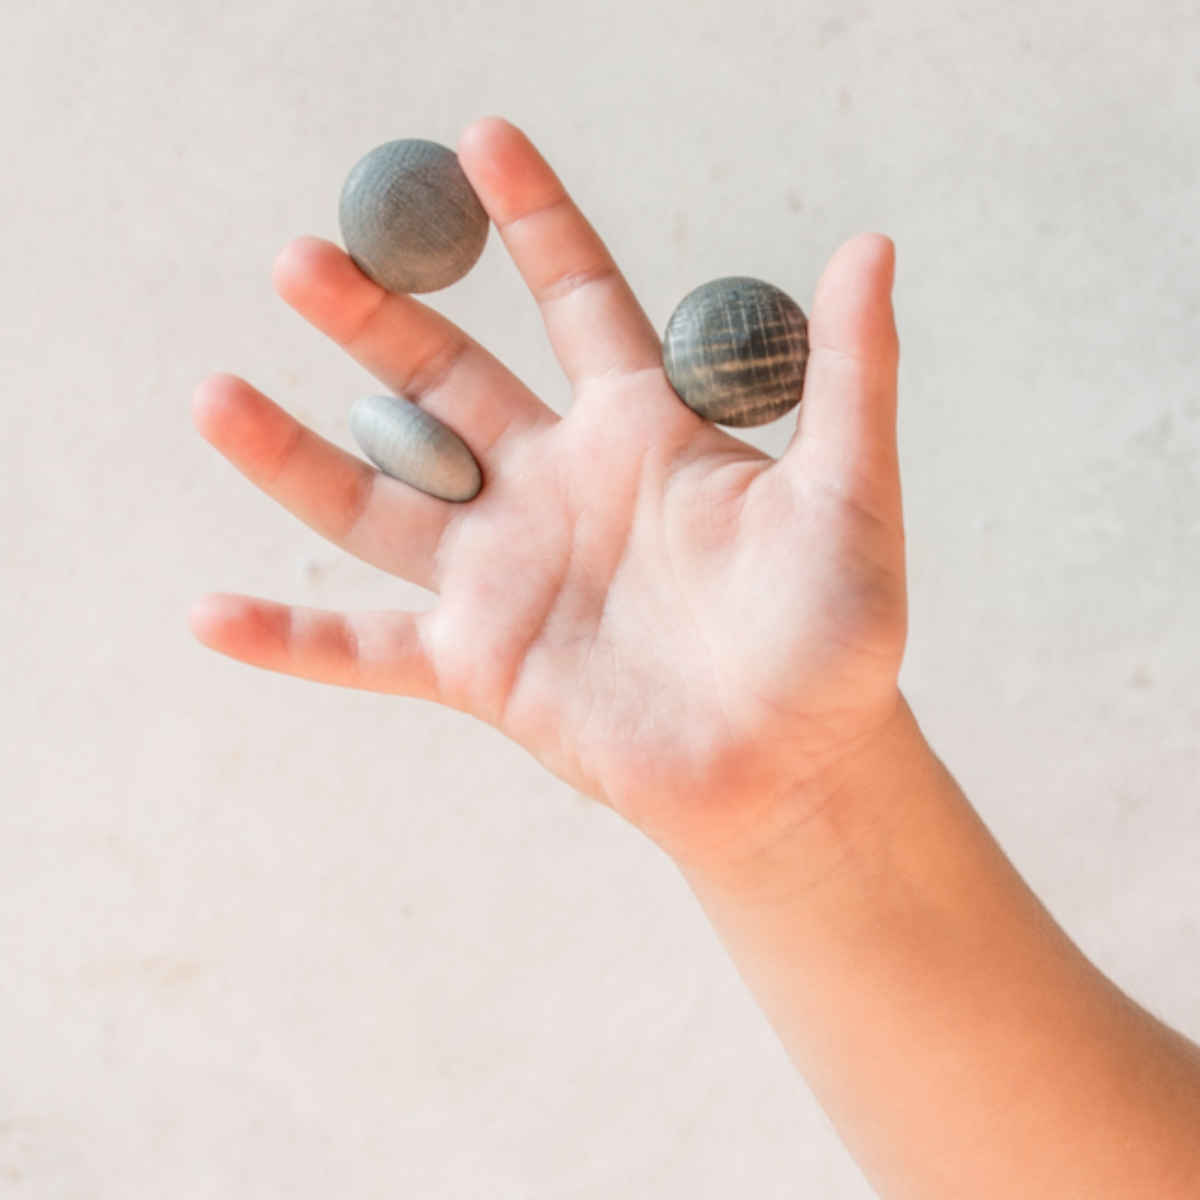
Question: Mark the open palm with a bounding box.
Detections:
[192,118,906,867]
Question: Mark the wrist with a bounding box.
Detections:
[669,690,937,913]
[672,696,1200,1198]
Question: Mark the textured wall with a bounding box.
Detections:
[4,1,1198,1195]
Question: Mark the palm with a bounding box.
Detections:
[193,118,905,861]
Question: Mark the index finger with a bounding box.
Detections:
[456,117,662,386]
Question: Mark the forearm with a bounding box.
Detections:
[677,697,1200,1198]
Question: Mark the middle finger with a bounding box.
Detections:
[272,235,554,455]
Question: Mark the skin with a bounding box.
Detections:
[192,117,1200,1197]
[191,116,905,877]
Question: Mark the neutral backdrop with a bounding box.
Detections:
[4,1,1198,1196]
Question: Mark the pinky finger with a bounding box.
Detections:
[189,593,440,700]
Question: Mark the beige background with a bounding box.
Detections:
[4,1,1198,1195]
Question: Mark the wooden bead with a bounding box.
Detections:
[662,276,809,427]
[350,394,482,502]
[338,139,489,294]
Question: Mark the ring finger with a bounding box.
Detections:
[192,372,454,591]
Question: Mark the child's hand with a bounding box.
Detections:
[191,117,904,874]
[193,127,1200,1193]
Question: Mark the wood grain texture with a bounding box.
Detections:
[338,139,489,294]
[350,394,482,502]
[662,276,809,427]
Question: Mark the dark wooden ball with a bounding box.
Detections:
[662,276,809,427]
[338,139,489,294]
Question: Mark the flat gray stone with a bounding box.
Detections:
[350,394,482,502]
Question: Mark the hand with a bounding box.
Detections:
[191,117,906,873]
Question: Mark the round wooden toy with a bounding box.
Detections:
[338,139,489,294]
[662,276,809,427]
[350,394,482,502]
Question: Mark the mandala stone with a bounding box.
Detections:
[662,276,809,427]
[338,139,489,294]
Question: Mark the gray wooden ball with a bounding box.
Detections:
[338,139,489,294]
[662,276,809,427]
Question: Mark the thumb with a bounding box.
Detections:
[781,233,901,516]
